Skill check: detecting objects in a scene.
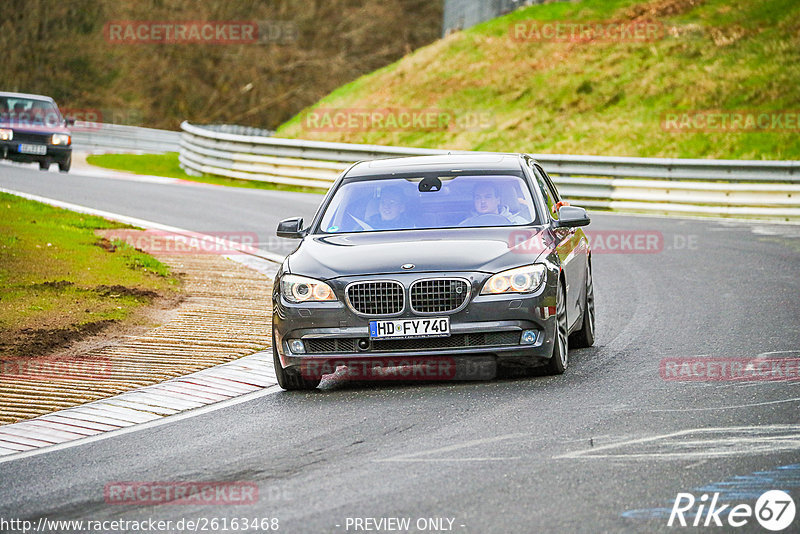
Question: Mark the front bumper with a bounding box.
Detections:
[0,140,71,164]
[272,271,559,377]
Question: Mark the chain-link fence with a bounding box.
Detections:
[443,0,566,36]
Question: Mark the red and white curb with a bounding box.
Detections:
[0,350,278,457]
[0,188,287,460]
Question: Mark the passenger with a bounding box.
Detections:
[469,183,527,224]
[31,103,46,123]
[12,103,27,124]
[367,186,413,230]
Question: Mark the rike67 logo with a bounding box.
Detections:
[669,490,795,530]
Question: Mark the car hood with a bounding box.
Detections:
[287,227,552,279]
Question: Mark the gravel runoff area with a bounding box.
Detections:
[0,229,274,426]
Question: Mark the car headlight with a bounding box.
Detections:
[0,129,12,141]
[481,264,547,295]
[281,274,337,303]
[51,133,71,145]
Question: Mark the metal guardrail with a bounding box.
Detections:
[179,121,800,220]
[72,123,181,153]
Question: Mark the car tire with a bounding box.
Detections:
[58,156,71,173]
[39,160,50,171]
[272,333,321,391]
[547,281,568,375]
[569,264,595,348]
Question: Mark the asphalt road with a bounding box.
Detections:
[0,162,323,258]
[1,162,799,533]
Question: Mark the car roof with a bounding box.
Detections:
[0,91,56,103]
[345,154,526,177]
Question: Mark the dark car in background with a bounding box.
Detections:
[272,154,595,390]
[0,91,73,172]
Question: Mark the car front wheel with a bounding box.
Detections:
[58,155,71,173]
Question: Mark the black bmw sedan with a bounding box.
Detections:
[273,154,594,390]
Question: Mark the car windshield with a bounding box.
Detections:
[0,97,62,126]
[318,174,538,233]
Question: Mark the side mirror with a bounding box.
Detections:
[277,217,306,238]
[64,118,75,126]
[552,206,590,228]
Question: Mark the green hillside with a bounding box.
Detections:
[277,0,800,160]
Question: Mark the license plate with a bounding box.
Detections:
[18,144,47,155]
[369,317,450,340]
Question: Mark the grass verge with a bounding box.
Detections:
[277,0,800,160]
[86,153,327,194]
[0,192,180,357]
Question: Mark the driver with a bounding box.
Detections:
[367,186,412,230]
[470,183,527,224]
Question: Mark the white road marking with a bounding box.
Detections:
[376,432,531,463]
[377,457,523,462]
[556,425,800,460]
[710,379,800,389]
[684,460,708,469]
[645,397,800,412]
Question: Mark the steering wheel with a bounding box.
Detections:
[348,213,374,231]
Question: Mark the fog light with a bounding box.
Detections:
[521,330,538,345]
[289,339,306,354]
